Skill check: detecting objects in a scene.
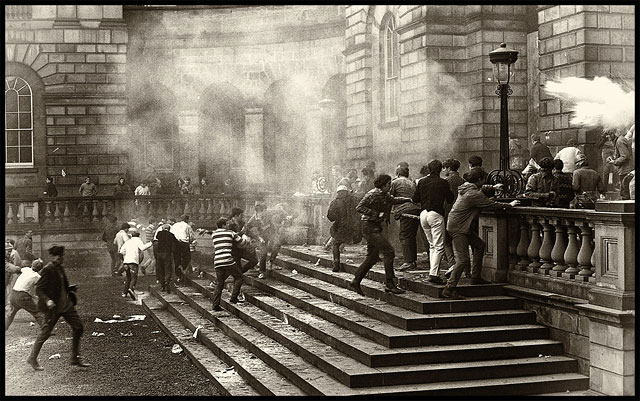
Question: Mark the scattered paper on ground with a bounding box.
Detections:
[48,353,61,360]
[171,344,183,354]
[94,315,146,324]
[91,332,105,337]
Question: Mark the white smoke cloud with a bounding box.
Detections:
[544,77,635,131]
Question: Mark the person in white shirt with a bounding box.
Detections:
[119,230,152,300]
[554,139,583,174]
[169,215,196,284]
[134,182,151,196]
[113,223,131,275]
[6,259,45,330]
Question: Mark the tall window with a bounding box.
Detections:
[382,16,399,122]
[5,76,34,167]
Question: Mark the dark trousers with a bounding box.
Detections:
[107,243,118,274]
[620,173,632,200]
[6,290,45,330]
[444,231,455,266]
[173,242,191,280]
[211,263,243,308]
[233,247,258,274]
[258,233,282,272]
[353,222,395,286]
[156,252,173,288]
[123,263,139,294]
[398,215,419,264]
[445,231,485,290]
[332,239,344,270]
[29,306,83,362]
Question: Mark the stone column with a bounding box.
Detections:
[305,106,324,190]
[244,107,265,184]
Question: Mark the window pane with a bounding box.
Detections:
[19,113,32,129]
[6,147,19,163]
[17,82,30,95]
[6,131,18,146]
[20,130,32,145]
[5,90,18,112]
[19,95,31,112]
[20,147,33,163]
[6,113,18,129]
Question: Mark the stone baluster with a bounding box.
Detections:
[166,199,172,219]
[54,201,63,223]
[550,218,567,276]
[206,199,213,220]
[102,199,110,217]
[183,198,190,217]
[538,218,555,275]
[563,221,580,277]
[82,201,91,221]
[156,199,165,221]
[7,203,16,224]
[92,200,100,221]
[198,198,207,220]
[526,218,542,273]
[219,199,226,217]
[173,199,182,218]
[577,222,594,280]
[516,217,530,271]
[44,201,52,223]
[507,215,520,270]
[590,230,597,278]
[63,201,71,223]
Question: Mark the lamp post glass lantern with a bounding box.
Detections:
[487,42,524,198]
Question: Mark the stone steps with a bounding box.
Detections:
[142,297,260,396]
[280,246,506,297]
[276,253,510,311]
[191,277,566,370]
[199,271,546,349]
[142,246,589,395]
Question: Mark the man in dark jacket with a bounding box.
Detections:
[525,157,556,207]
[43,176,58,198]
[27,246,90,371]
[156,224,177,292]
[350,174,412,296]
[113,177,132,198]
[552,159,574,208]
[609,128,634,200]
[101,216,120,276]
[327,185,358,272]
[443,169,519,299]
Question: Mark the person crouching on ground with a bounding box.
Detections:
[211,217,248,311]
[349,174,413,296]
[442,169,519,299]
[327,185,358,272]
[119,229,152,300]
[27,246,90,371]
[6,258,46,331]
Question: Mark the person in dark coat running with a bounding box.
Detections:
[327,185,359,272]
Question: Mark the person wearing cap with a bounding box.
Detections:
[390,164,422,272]
[443,169,519,299]
[572,153,605,204]
[350,174,413,296]
[6,258,46,331]
[525,157,556,207]
[119,229,153,299]
[28,245,90,370]
[327,184,359,272]
[169,215,196,283]
[551,159,575,208]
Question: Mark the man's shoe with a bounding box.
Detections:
[384,286,406,294]
[471,277,491,285]
[212,306,224,312]
[71,358,91,368]
[348,280,365,296]
[27,358,43,371]
[442,288,464,299]
[230,298,244,304]
[398,262,416,272]
[127,289,137,300]
[428,275,445,285]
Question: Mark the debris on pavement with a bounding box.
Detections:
[94,315,146,324]
[292,269,298,275]
[48,353,61,360]
[91,332,105,337]
[192,325,203,339]
[171,344,183,354]
[29,322,35,326]
[151,330,161,334]
[315,259,321,265]
[120,331,134,337]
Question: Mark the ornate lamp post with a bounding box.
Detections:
[487,43,524,198]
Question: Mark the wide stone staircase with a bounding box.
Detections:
[142,245,590,396]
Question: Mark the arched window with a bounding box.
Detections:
[381,15,399,122]
[5,76,34,167]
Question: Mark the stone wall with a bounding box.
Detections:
[5,5,130,197]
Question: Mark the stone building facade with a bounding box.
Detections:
[5,4,635,194]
